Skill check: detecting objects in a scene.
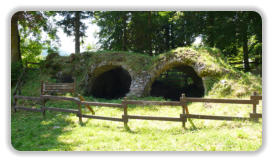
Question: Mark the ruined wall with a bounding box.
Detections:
[45,47,230,98]
[79,48,225,97]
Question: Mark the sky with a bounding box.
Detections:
[55,18,100,55]
[40,14,100,56]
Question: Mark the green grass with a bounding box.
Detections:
[11,95,262,151]
[11,67,262,151]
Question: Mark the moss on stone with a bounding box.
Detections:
[42,46,262,98]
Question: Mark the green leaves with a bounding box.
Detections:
[95,11,205,55]
[21,38,43,62]
[15,11,59,64]
[201,11,262,72]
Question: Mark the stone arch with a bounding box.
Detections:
[85,62,133,99]
[143,59,206,99]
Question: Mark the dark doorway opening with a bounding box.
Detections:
[150,65,204,101]
[90,67,132,99]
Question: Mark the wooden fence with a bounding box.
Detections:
[13,92,262,129]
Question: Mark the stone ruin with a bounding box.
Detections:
[45,47,227,100]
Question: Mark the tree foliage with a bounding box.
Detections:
[201,11,262,72]
[94,11,262,72]
[11,11,58,65]
[11,11,262,74]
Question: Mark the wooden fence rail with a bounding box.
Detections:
[12,92,262,130]
[13,95,41,113]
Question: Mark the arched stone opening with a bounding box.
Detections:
[89,66,132,99]
[150,65,205,101]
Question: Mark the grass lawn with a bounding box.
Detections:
[11,97,262,151]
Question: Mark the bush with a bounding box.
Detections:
[11,61,22,85]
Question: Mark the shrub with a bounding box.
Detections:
[11,61,22,85]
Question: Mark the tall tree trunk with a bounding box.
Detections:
[170,23,175,49]
[11,13,22,64]
[207,12,215,47]
[164,24,170,51]
[147,11,153,56]
[242,26,250,72]
[122,13,127,51]
[75,11,80,54]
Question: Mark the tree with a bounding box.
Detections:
[11,11,58,65]
[94,11,131,51]
[95,11,204,55]
[56,11,92,54]
[201,11,262,72]
[129,11,156,55]
[237,11,262,72]
[94,11,261,73]
[11,12,21,64]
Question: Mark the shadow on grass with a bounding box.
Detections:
[123,125,138,134]
[11,110,81,151]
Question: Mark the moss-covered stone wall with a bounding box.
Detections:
[43,47,261,98]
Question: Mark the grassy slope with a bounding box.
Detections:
[11,69,262,151]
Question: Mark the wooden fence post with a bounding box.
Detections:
[41,95,46,118]
[13,96,17,113]
[252,92,258,114]
[250,91,259,122]
[122,97,129,130]
[40,81,44,95]
[180,94,187,128]
[78,100,83,124]
[73,77,76,96]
